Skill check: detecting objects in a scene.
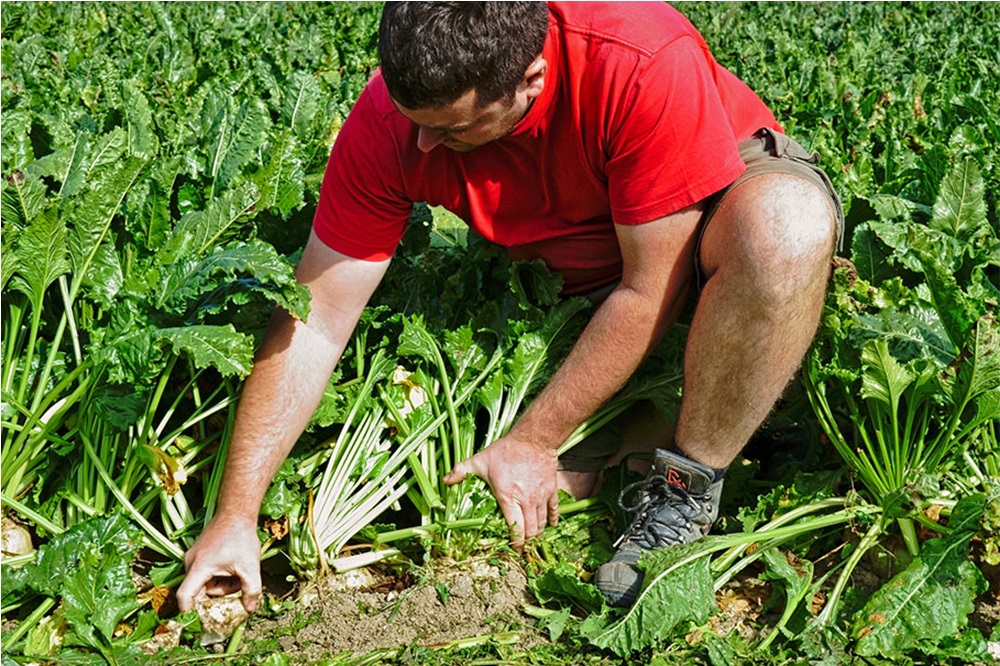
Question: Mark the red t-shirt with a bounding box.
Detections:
[314,2,780,295]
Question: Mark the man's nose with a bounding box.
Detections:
[417,127,446,152]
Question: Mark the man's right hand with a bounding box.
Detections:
[176,515,263,613]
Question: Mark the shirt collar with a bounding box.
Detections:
[508,20,559,139]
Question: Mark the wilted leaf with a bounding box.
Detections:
[852,511,988,659]
[580,540,717,656]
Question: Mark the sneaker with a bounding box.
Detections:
[593,448,724,607]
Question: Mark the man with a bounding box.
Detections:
[178,2,842,612]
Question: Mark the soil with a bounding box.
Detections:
[238,550,1000,665]
[243,556,543,662]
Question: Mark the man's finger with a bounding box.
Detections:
[240,576,263,613]
[176,568,212,612]
[498,499,526,552]
[547,493,560,527]
[522,507,540,544]
[534,504,547,539]
[443,459,473,486]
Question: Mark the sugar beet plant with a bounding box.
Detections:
[1,2,382,655]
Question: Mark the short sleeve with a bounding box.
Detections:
[606,35,747,225]
[312,84,413,260]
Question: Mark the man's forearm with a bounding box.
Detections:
[213,308,345,523]
[510,284,682,449]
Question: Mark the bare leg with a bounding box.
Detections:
[556,402,675,498]
[675,174,837,469]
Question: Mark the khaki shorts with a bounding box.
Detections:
[558,127,845,473]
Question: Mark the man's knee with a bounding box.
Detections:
[700,173,838,289]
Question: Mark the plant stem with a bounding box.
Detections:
[815,517,884,626]
[1,596,56,651]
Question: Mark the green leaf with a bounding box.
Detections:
[157,324,255,378]
[850,222,894,285]
[207,98,270,196]
[1,514,142,624]
[157,182,260,261]
[930,158,987,241]
[860,338,913,413]
[581,540,716,656]
[89,383,148,432]
[759,547,814,644]
[0,108,35,171]
[253,129,305,217]
[8,207,70,313]
[1,169,47,227]
[155,239,310,320]
[949,314,1000,414]
[398,315,441,366]
[529,562,606,615]
[852,530,988,659]
[61,536,142,647]
[66,157,145,288]
[122,80,159,160]
[282,70,321,138]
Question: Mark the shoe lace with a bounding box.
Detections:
[613,473,708,548]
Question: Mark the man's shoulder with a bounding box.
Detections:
[548,1,700,57]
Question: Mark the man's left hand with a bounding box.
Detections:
[443,436,560,552]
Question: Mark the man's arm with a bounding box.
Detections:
[445,203,704,550]
[176,231,390,612]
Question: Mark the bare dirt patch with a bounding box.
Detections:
[246,557,541,662]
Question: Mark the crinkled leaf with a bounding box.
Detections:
[80,237,124,308]
[157,324,254,378]
[8,207,70,312]
[156,239,310,320]
[261,460,304,519]
[89,383,148,432]
[906,224,983,347]
[398,315,441,366]
[66,157,145,285]
[442,325,487,387]
[207,97,270,195]
[122,80,159,160]
[949,314,1000,414]
[84,128,129,181]
[851,306,954,365]
[61,536,142,647]
[529,562,606,616]
[282,70,321,138]
[930,158,987,241]
[123,157,176,251]
[157,182,260,261]
[759,548,814,635]
[852,517,987,658]
[1,169,47,227]
[580,539,717,656]
[860,338,913,413]
[1,108,35,171]
[0,513,141,608]
[253,129,304,217]
[30,132,88,197]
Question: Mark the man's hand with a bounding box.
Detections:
[444,436,559,552]
[176,515,262,613]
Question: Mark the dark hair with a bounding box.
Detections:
[378,2,550,109]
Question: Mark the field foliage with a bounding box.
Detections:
[1,3,998,665]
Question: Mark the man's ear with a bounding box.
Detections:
[521,56,547,100]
